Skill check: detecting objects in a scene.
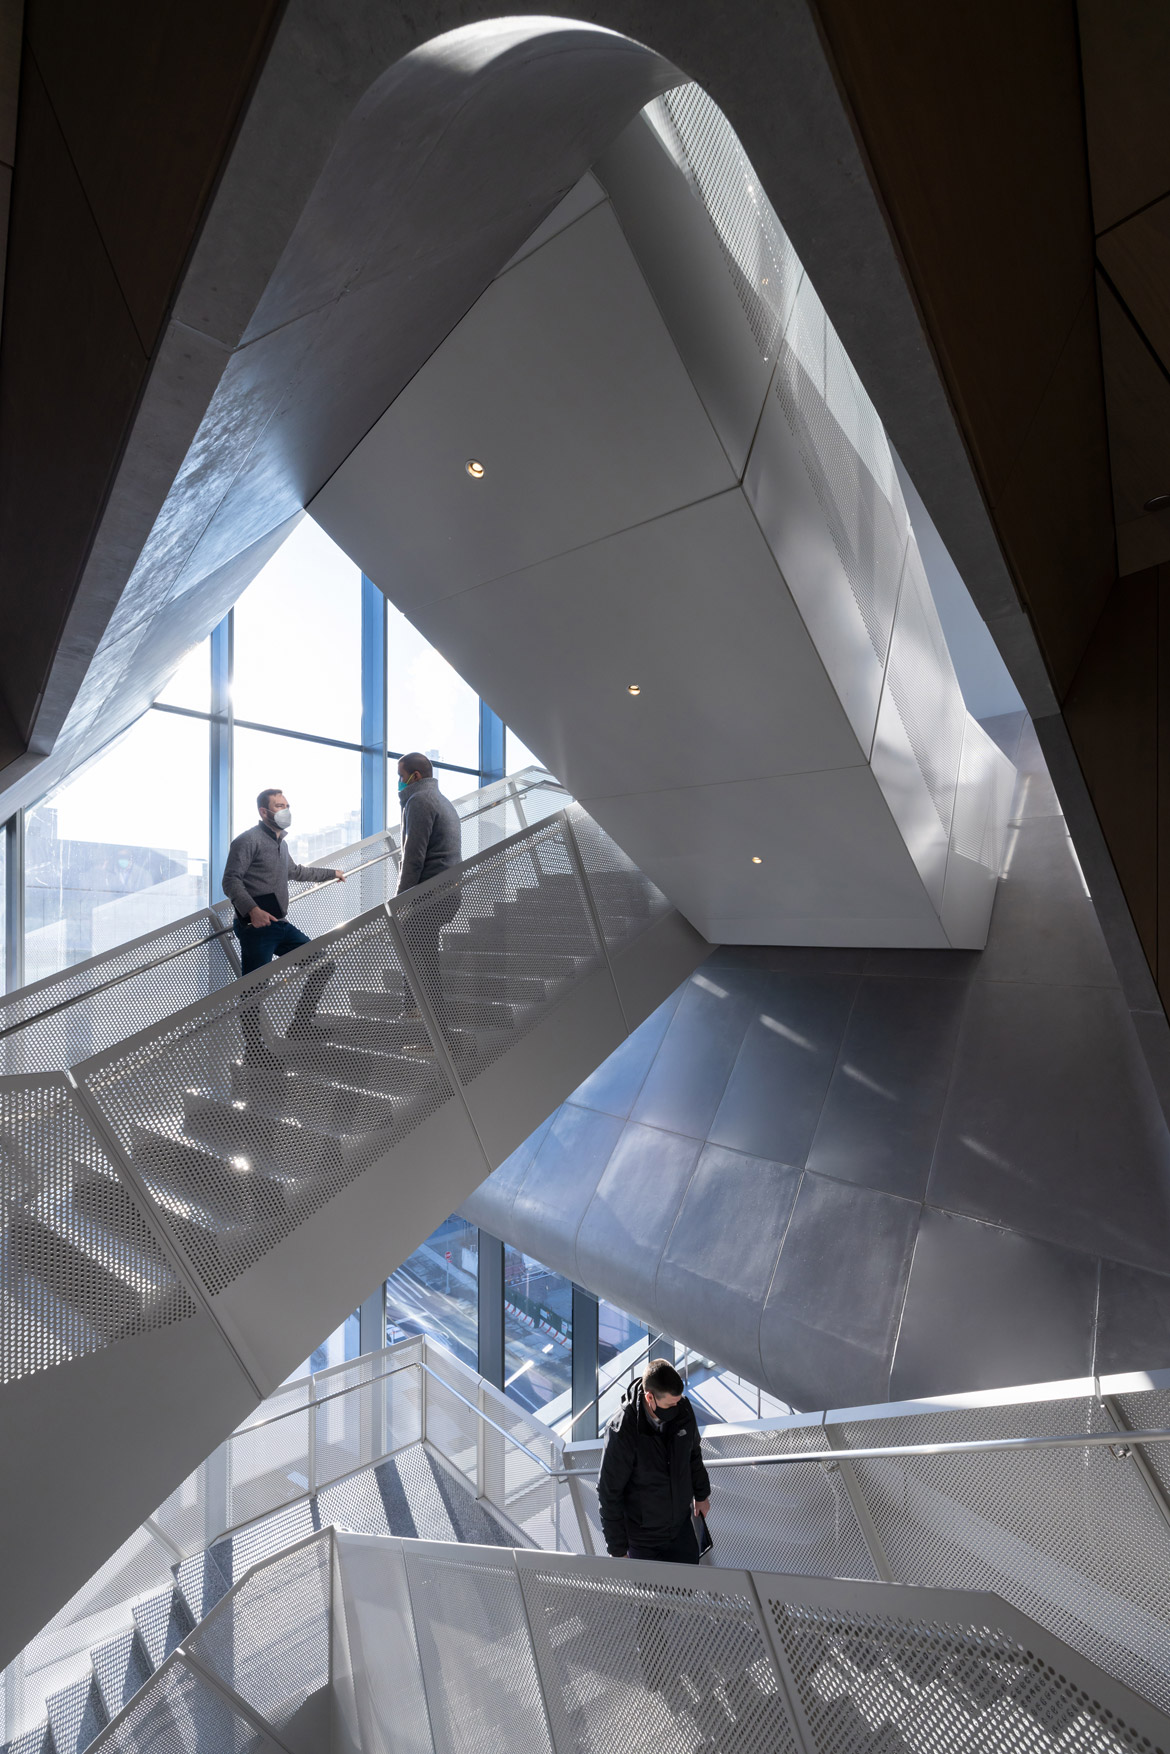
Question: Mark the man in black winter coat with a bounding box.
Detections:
[597,1360,711,1563]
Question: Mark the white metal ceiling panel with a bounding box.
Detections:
[311,200,736,611]
[583,766,946,945]
[404,489,866,802]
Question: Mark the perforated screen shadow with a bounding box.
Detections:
[765,1592,1162,1754]
[0,1072,196,1385]
[841,1397,1170,1716]
[519,1558,799,1754]
[80,908,457,1296]
[0,913,238,1078]
[394,817,604,1085]
[186,1533,330,1750]
[93,1657,282,1753]
[405,1543,554,1754]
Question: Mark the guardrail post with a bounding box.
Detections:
[822,1424,896,1582]
[307,1374,317,1496]
[478,1383,506,1510]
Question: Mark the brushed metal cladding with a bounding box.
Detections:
[595,111,780,475]
[313,85,1010,952]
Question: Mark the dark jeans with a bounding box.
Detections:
[235,917,310,976]
[628,1523,701,1565]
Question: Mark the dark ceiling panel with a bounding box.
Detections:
[812,0,1097,510]
[1098,194,1170,375]
[986,290,1116,696]
[24,0,281,353]
[1097,275,1170,569]
[1077,0,1170,234]
[0,51,147,742]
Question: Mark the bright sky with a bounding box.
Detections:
[42,517,496,855]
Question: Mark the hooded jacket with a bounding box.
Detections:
[597,1381,710,1557]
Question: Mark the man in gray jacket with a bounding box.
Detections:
[223,788,345,976]
[395,753,461,1022]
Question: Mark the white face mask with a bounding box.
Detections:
[272,807,292,830]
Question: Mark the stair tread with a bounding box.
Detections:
[90,1629,152,1721]
[44,1673,107,1754]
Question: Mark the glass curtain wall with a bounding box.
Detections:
[24,710,211,983]
[502,1245,573,1416]
[385,1214,479,1369]
[6,516,557,988]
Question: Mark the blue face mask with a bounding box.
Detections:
[397,777,413,798]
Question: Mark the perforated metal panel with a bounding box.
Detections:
[393,816,603,1085]
[651,85,802,364]
[950,716,1015,869]
[564,806,672,953]
[701,1426,879,1580]
[186,1533,331,1741]
[1114,1388,1170,1504]
[519,1554,799,1754]
[0,914,237,1078]
[88,1657,280,1753]
[405,1542,553,1754]
[0,1072,196,1385]
[841,1397,1170,1713]
[882,543,966,838]
[773,274,908,671]
[227,1405,311,1530]
[763,1586,1161,1754]
[79,908,457,1296]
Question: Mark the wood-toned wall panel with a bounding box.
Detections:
[811,0,1112,696]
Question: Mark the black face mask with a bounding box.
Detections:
[654,1401,683,1424]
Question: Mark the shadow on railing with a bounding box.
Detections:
[86,1522,1170,1754]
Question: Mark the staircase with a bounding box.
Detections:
[0,774,708,1676]
[9,1338,1170,1754]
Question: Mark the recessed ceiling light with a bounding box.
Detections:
[466,460,485,479]
[1144,492,1170,513]
[751,856,763,865]
[627,684,641,695]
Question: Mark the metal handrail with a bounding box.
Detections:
[0,849,398,1044]
[0,771,566,1047]
[235,1347,1170,1482]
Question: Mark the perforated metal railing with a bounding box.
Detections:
[18,1344,1170,1748]
[77,1523,1170,1754]
[4,1335,587,1738]
[0,773,679,1398]
[566,1371,1170,1718]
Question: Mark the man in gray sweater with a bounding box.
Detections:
[395,753,462,1023]
[222,788,345,976]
